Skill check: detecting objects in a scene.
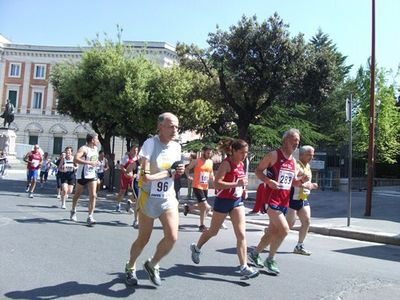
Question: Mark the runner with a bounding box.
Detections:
[248,128,306,275]
[287,145,318,255]
[39,152,51,188]
[190,138,259,280]
[58,146,77,209]
[23,144,43,198]
[96,150,109,191]
[115,145,139,212]
[69,133,99,226]
[184,145,214,232]
[124,112,184,287]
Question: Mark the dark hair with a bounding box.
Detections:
[202,145,213,151]
[99,150,104,155]
[64,146,73,152]
[86,133,97,143]
[128,145,138,152]
[218,138,248,156]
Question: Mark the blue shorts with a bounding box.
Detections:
[264,203,288,215]
[289,199,310,211]
[27,169,39,181]
[213,197,243,214]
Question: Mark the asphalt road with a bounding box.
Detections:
[1,175,400,300]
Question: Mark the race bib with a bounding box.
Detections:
[199,172,209,184]
[150,178,174,199]
[31,159,40,168]
[278,170,294,190]
[303,188,311,195]
[233,186,243,198]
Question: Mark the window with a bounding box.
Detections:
[9,63,21,77]
[53,137,63,155]
[8,90,17,107]
[34,64,46,79]
[29,135,38,145]
[33,91,42,109]
[78,138,86,149]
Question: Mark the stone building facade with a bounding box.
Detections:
[0,34,180,160]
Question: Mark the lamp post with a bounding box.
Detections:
[365,0,376,217]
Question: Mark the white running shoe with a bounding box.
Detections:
[70,211,77,222]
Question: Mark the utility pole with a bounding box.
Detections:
[365,0,376,216]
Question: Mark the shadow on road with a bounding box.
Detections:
[4,273,157,299]
[161,264,250,286]
[334,245,400,262]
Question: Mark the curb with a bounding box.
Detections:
[245,219,400,246]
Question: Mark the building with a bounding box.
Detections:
[0,34,180,160]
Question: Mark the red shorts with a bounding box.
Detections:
[120,174,133,190]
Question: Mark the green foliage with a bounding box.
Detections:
[352,64,400,163]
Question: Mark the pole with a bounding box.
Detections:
[347,95,353,227]
[365,0,375,216]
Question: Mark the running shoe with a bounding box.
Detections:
[57,194,61,199]
[61,202,66,209]
[190,243,201,264]
[264,257,280,275]
[25,186,30,192]
[183,204,189,216]
[125,263,138,286]
[29,193,34,198]
[198,225,207,232]
[87,216,96,226]
[293,245,312,256]
[220,222,228,229]
[248,250,264,268]
[70,211,77,222]
[115,203,121,212]
[125,200,132,212]
[239,265,260,279]
[143,259,161,286]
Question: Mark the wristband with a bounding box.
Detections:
[167,168,173,178]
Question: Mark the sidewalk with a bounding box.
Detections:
[180,187,400,246]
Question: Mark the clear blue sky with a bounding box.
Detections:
[1,0,399,77]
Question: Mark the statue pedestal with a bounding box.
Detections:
[0,128,18,163]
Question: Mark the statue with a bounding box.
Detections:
[0,99,15,128]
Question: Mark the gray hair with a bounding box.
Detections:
[157,112,177,125]
[299,145,314,155]
[282,128,300,140]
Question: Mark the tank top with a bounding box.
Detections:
[264,149,296,208]
[97,157,107,173]
[192,158,213,190]
[27,152,42,170]
[292,160,312,200]
[77,145,98,179]
[62,156,75,173]
[139,136,181,199]
[216,158,245,200]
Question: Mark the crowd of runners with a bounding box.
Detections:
[11,112,319,288]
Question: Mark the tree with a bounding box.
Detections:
[51,32,216,152]
[51,34,154,154]
[352,64,400,163]
[178,14,308,142]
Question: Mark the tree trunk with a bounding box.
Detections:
[236,119,251,143]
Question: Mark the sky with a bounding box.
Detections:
[1,0,399,77]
